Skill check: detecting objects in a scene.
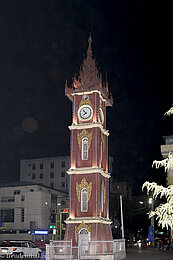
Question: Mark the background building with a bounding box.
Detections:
[110,181,132,200]
[161,135,173,185]
[0,183,68,241]
[20,155,113,191]
[20,156,70,191]
[0,155,114,241]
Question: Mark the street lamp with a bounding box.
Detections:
[44,201,50,229]
[148,198,154,226]
[120,195,124,239]
[148,197,154,248]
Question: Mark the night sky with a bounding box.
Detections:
[0,1,172,194]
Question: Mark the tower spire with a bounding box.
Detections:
[65,35,113,106]
[87,33,92,56]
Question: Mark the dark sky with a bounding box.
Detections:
[0,0,172,193]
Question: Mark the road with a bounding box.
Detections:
[126,248,173,260]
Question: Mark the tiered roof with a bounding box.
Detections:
[65,35,113,106]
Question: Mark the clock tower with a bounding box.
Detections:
[64,35,113,252]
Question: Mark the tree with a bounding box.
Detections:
[142,106,173,229]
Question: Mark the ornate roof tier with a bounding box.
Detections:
[65,35,113,106]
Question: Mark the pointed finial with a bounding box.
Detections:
[87,33,92,55]
[105,73,109,92]
[65,79,68,93]
[88,33,92,45]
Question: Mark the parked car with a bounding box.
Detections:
[0,240,42,258]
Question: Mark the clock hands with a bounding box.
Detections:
[83,109,87,115]
[79,106,92,120]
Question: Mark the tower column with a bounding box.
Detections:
[64,36,113,257]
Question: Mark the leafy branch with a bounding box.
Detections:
[142,105,173,229]
[152,153,173,172]
[164,105,173,116]
[142,182,173,229]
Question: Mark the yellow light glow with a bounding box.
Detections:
[73,114,77,124]
[71,162,75,169]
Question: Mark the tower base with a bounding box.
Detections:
[64,218,113,256]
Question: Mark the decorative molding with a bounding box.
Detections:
[76,178,92,202]
[69,123,109,136]
[65,216,112,225]
[75,221,91,242]
[71,90,107,103]
[67,167,111,179]
[77,129,92,150]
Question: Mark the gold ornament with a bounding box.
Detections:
[77,129,92,150]
[76,178,92,203]
[79,95,92,108]
[75,222,91,242]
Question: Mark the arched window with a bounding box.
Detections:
[79,228,88,235]
[81,188,88,212]
[78,229,89,252]
[82,138,88,160]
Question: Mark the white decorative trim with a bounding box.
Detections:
[69,123,109,136]
[67,166,111,179]
[71,90,107,103]
[99,108,104,125]
[65,216,112,225]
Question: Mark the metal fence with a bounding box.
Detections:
[46,239,126,260]
[46,240,73,260]
[79,240,113,257]
[114,239,126,253]
[113,239,126,260]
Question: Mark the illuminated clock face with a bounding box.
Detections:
[99,108,104,124]
[78,105,92,120]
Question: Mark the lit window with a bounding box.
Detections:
[81,188,88,212]
[82,138,88,160]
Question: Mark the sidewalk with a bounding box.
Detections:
[126,248,173,260]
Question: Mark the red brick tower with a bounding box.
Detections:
[64,35,113,250]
